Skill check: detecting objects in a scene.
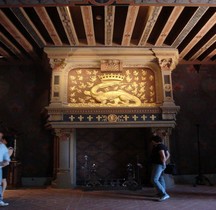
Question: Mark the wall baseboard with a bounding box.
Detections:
[21,177,52,187]
[174,174,216,185]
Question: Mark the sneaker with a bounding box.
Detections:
[158,194,170,201]
[0,201,9,206]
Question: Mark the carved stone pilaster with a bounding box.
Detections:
[152,48,179,107]
[158,53,180,116]
[52,128,76,188]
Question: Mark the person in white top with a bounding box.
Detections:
[1,135,13,199]
[0,131,10,206]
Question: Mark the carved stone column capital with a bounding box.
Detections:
[49,58,66,71]
[151,48,179,72]
[54,128,73,140]
[158,57,176,71]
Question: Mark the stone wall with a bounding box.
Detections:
[0,64,53,178]
[171,64,216,175]
[0,63,216,182]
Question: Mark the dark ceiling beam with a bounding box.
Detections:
[121,6,139,46]
[0,47,12,61]
[104,6,115,46]
[10,7,46,48]
[179,12,216,61]
[81,6,96,46]
[155,6,184,46]
[0,32,24,60]
[138,6,162,46]
[0,9,38,60]
[202,49,216,62]
[34,7,63,46]
[190,35,216,61]
[57,6,79,46]
[171,7,209,48]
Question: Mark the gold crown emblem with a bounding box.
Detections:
[99,73,124,81]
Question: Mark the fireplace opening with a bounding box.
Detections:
[76,127,153,188]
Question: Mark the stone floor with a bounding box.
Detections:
[3,184,216,210]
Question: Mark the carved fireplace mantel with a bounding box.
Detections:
[44,47,180,129]
[44,47,179,188]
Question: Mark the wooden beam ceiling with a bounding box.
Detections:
[0,1,215,65]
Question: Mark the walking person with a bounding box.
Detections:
[0,131,11,206]
[150,135,170,201]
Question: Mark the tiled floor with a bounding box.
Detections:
[3,184,216,210]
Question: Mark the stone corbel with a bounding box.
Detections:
[50,58,67,72]
[152,48,179,72]
[158,57,175,72]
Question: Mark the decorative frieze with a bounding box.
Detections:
[50,58,66,71]
[63,113,162,122]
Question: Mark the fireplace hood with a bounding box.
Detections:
[45,47,180,129]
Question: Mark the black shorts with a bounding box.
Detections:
[2,165,9,179]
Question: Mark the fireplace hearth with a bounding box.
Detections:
[76,128,152,189]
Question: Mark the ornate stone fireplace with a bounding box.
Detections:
[44,47,179,188]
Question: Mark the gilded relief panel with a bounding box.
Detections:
[67,68,157,107]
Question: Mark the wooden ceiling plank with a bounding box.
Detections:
[57,6,79,46]
[81,6,96,46]
[179,12,216,60]
[0,10,38,60]
[138,6,162,46]
[0,48,12,60]
[155,6,184,46]
[171,6,209,48]
[105,6,115,46]
[10,7,46,48]
[190,34,216,61]
[202,49,216,62]
[0,32,24,59]
[34,7,63,46]
[121,6,139,46]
